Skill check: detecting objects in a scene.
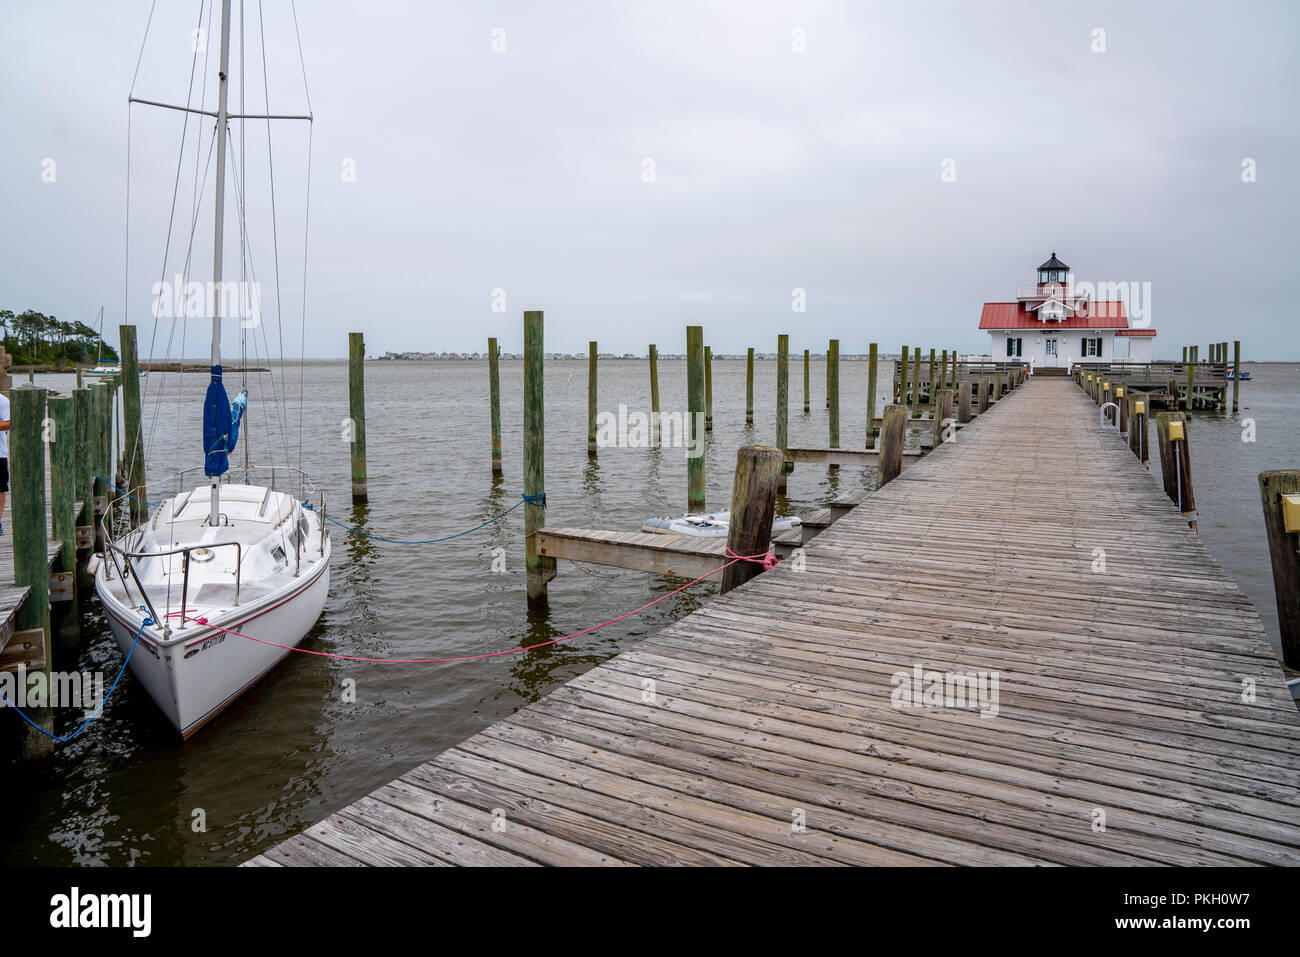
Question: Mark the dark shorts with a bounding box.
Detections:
[0,457,8,493]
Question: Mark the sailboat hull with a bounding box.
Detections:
[100,558,329,738]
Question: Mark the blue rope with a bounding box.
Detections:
[0,611,151,743]
[95,475,158,509]
[305,492,545,544]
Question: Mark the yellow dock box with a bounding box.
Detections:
[1282,493,1300,534]
[1168,420,1185,442]
[1115,387,1124,398]
[1103,381,1110,391]
[1135,400,1145,415]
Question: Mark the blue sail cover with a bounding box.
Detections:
[202,365,248,477]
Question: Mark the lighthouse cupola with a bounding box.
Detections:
[1037,251,1070,291]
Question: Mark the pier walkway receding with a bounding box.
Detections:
[250,378,1300,866]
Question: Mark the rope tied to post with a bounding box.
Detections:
[724,546,779,570]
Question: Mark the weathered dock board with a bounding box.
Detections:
[251,377,1300,866]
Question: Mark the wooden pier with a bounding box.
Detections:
[250,377,1300,866]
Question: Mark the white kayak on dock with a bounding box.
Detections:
[641,510,801,538]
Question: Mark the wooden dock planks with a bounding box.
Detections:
[250,378,1300,867]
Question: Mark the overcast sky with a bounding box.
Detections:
[2,0,1296,359]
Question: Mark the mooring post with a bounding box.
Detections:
[951,348,959,390]
[1116,385,1127,435]
[90,382,108,550]
[1156,411,1196,528]
[348,332,368,503]
[48,394,78,651]
[73,386,94,586]
[802,348,810,413]
[704,345,713,433]
[1134,393,1150,464]
[932,388,954,448]
[910,346,921,416]
[488,337,503,475]
[587,340,598,457]
[957,380,972,423]
[939,350,948,397]
[992,372,1002,404]
[720,445,782,595]
[11,387,53,757]
[878,404,906,488]
[686,326,707,512]
[1258,470,1300,670]
[898,345,909,406]
[1232,340,1241,414]
[977,375,990,414]
[926,348,936,406]
[776,334,789,494]
[745,347,754,425]
[119,324,145,526]
[1185,346,1196,411]
[827,338,840,454]
[649,344,661,447]
[865,343,879,447]
[524,311,555,609]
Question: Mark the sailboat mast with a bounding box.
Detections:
[209,0,233,524]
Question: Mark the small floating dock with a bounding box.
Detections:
[250,378,1300,866]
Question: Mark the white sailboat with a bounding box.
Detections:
[94,0,329,738]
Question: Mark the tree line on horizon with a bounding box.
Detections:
[0,309,119,365]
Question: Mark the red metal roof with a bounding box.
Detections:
[1115,328,1156,337]
[979,300,1129,330]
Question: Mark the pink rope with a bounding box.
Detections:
[724,546,779,570]
[166,556,751,664]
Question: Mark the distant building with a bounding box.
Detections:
[978,252,1157,367]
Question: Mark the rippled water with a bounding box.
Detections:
[1,358,1293,865]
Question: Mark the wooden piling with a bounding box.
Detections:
[802,349,810,413]
[877,404,906,488]
[950,349,958,390]
[827,339,840,453]
[1116,385,1127,435]
[910,347,921,416]
[933,388,953,448]
[1232,340,1241,413]
[11,387,53,757]
[992,372,1002,404]
[865,343,879,446]
[927,348,936,404]
[587,341,598,457]
[90,383,108,550]
[48,395,78,650]
[977,375,990,414]
[776,335,790,495]
[488,337,503,475]
[1156,411,1196,526]
[73,387,94,585]
[1258,470,1300,669]
[939,350,948,396]
[687,326,706,512]
[649,344,661,447]
[1185,346,1196,411]
[745,347,754,425]
[118,325,145,525]
[348,332,368,503]
[720,446,782,595]
[898,346,909,406]
[524,311,555,609]
[957,380,972,424]
[704,345,713,433]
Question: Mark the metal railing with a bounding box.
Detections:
[99,511,244,637]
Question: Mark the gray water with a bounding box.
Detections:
[0,358,1294,865]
